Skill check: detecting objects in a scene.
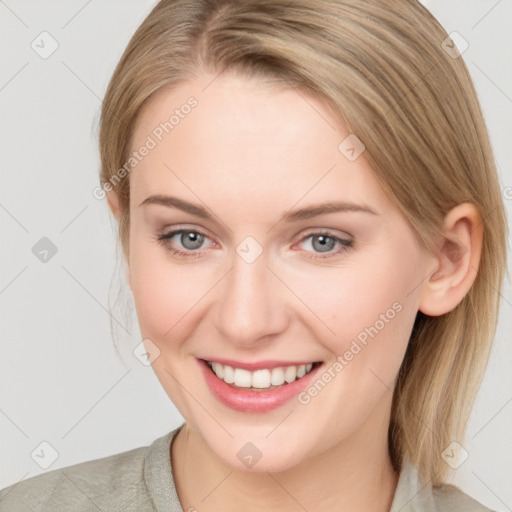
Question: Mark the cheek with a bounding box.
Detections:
[128,241,201,342]
[286,253,420,431]
[287,245,420,373]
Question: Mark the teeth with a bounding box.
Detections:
[212,362,223,379]
[207,361,317,389]
[271,367,285,386]
[284,365,297,383]
[252,369,271,388]
[233,368,252,387]
[223,365,234,383]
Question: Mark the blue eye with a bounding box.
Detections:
[156,229,211,259]
[298,232,353,259]
[155,228,353,260]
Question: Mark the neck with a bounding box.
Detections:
[171,405,399,512]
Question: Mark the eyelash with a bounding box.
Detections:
[155,228,353,260]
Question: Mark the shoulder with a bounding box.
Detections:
[392,460,495,512]
[0,442,154,512]
[432,483,496,511]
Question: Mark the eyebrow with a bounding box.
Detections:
[138,194,378,221]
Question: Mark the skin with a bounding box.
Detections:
[107,71,483,512]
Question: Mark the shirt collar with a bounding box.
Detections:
[389,458,437,511]
[144,423,185,512]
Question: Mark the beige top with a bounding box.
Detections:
[0,422,494,511]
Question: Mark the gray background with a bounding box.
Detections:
[1,0,511,509]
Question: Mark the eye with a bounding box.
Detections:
[155,228,353,261]
[297,231,353,259]
[155,228,213,259]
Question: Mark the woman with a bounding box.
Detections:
[1,0,507,510]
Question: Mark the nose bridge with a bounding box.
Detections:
[215,242,285,344]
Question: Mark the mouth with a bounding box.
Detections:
[203,359,322,391]
[197,358,324,413]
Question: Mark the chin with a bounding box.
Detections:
[225,449,304,474]
[197,425,310,473]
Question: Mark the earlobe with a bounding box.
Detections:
[418,203,483,316]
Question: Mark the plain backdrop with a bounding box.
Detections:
[1,1,511,510]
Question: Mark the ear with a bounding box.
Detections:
[418,203,483,316]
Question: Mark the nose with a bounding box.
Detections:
[214,248,289,347]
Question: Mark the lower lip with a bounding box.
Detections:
[198,358,323,413]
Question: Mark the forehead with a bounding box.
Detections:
[128,72,392,215]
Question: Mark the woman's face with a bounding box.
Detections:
[125,72,436,471]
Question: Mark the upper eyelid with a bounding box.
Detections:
[159,224,212,238]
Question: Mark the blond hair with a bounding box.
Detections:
[99,0,508,485]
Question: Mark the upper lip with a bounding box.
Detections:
[200,357,320,371]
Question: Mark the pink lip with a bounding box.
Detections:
[202,357,317,371]
[197,358,324,413]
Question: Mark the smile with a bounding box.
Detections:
[198,358,324,413]
[206,360,317,390]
